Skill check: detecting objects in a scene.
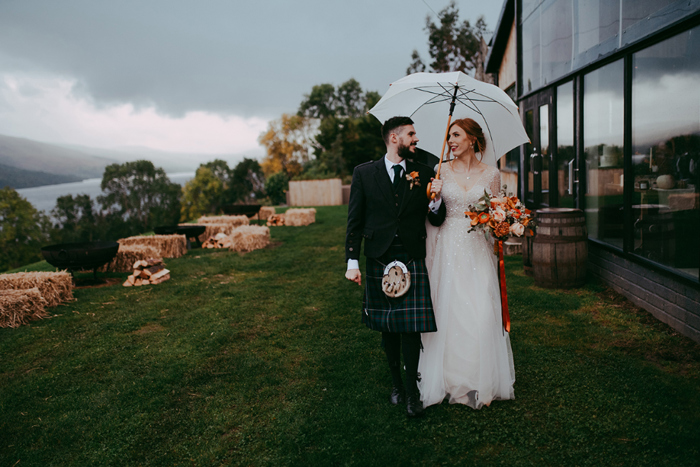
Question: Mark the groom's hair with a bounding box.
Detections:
[381,116,414,145]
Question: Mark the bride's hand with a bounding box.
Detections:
[430,178,443,197]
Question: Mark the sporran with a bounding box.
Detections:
[381,260,411,298]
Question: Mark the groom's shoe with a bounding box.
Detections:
[406,392,424,418]
[390,386,404,405]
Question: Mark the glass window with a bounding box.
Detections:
[557,81,575,208]
[541,0,573,83]
[540,104,550,206]
[583,59,624,249]
[632,25,700,279]
[575,0,620,58]
[622,0,679,32]
[519,0,699,96]
[525,109,535,203]
[521,9,540,93]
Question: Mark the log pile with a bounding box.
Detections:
[0,271,73,308]
[118,235,187,259]
[196,223,235,243]
[229,225,270,253]
[123,258,171,287]
[267,214,285,226]
[99,245,162,273]
[284,208,316,226]
[259,206,276,221]
[203,232,233,249]
[0,288,49,328]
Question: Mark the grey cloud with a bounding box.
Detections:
[0,0,502,119]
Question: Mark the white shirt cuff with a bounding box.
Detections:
[347,259,360,271]
[429,198,442,212]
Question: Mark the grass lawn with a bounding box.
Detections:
[1,205,699,466]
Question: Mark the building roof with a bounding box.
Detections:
[485,0,514,74]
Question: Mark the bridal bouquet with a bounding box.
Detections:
[464,186,533,243]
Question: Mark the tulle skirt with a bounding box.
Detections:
[418,218,515,409]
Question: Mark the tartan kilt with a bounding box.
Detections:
[362,240,437,333]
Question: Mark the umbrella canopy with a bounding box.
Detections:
[369,72,530,168]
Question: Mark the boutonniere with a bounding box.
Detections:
[406,171,421,190]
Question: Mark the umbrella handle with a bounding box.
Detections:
[427,113,454,200]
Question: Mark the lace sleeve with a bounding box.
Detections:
[488,167,502,196]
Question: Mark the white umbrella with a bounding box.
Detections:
[369,71,530,170]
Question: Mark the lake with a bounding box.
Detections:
[17,172,195,214]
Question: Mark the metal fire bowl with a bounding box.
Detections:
[154,225,206,238]
[41,241,120,272]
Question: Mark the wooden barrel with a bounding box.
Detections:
[532,208,588,288]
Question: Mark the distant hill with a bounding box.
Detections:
[0,163,82,189]
[0,134,113,183]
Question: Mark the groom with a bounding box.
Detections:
[345,116,445,417]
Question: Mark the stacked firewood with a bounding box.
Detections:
[267,214,285,226]
[202,233,233,249]
[123,258,170,287]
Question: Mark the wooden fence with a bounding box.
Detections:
[288,178,343,206]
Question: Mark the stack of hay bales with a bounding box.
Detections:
[118,235,187,259]
[0,271,74,328]
[284,208,316,227]
[229,225,270,253]
[100,245,162,272]
[258,206,276,221]
[197,215,249,242]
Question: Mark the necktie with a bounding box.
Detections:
[392,164,403,191]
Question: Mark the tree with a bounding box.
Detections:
[0,187,49,272]
[180,166,224,222]
[230,158,265,204]
[407,1,488,75]
[265,172,289,206]
[259,114,317,178]
[297,81,385,177]
[50,194,105,243]
[98,160,181,237]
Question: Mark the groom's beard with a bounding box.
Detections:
[398,143,416,160]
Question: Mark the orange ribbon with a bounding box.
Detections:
[497,240,511,333]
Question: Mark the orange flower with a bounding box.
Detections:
[495,221,511,238]
[522,218,530,226]
[524,209,532,215]
[409,171,419,179]
[465,211,479,226]
[512,209,522,219]
[478,212,491,224]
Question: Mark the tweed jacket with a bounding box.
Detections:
[345,157,446,261]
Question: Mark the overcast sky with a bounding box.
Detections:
[0,0,504,159]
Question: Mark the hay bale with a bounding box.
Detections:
[100,245,162,272]
[0,271,73,308]
[198,215,249,227]
[196,222,235,243]
[118,235,187,259]
[0,288,48,328]
[259,206,276,221]
[284,208,316,226]
[229,225,270,253]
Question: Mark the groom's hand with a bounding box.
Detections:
[345,268,362,286]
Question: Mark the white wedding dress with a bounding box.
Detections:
[418,163,515,409]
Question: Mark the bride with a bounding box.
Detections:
[418,118,515,409]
